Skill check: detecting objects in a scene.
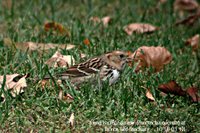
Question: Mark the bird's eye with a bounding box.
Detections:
[119,54,125,59]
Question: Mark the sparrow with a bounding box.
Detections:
[44,50,129,86]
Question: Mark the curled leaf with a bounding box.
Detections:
[89,16,111,26]
[185,34,199,51]
[158,80,186,96]
[39,79,62,90]
[45,51,75,68]
[58,90,74,103]
[83,38,90,46]
[175,10,200,25]
[80,53,87,58]
[129,46,172,72]
[124,23,158,35]
[44,22,70,37]
[101,16,111,27]
[146,88,155,101]
[0,74,29,101]
[3,38,75,52]
[89,16,101,23]
[174,0,199,12]
[69,113,75,128]
[186,87,200,102]
[159,0,167,4]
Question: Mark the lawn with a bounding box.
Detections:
[0,0,199,132]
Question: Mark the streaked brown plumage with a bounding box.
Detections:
[45,51,128,85]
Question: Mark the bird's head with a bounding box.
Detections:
[104,50,129,71]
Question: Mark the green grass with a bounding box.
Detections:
[0,0,200,132]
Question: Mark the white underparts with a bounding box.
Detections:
[109,69,120,85]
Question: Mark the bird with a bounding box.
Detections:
[43,50,129,86]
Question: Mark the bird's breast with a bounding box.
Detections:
[109,69,120,85]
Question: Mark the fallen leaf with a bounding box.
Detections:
[124,23,158,35]
[159,0,167,4]
[3,38,75,52]
[90,16,111,26]
[69,113,75,128]
[80,53,87,58]
[0,74,29,101]
[45,51,75,68]
[21,42,75,51]
[186,87,200,102]
[160,92,168,97]
[39,79,50,89]
[101,16,111,27]
[158,80,186,96]
[146,88,155,101]
[44,22,70,37]
[129,46,172,72]
[185,34,199,51]
[89,16,101,23]
[175,10,200,25]
[83,38,90,46]
[58,90,74,103]
[174,0,199,12]
[39,79,62,90]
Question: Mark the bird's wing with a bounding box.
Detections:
[42,57,103,80]
[58,65,99,77]
[57,57,103,78]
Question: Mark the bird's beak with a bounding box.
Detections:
[126,57,133,67]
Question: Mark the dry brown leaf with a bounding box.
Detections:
[39,79,62,90]
[45,51,75,68]
[185,34,199,51]
[159,0,167,4]
[89,16,101,23]
[0,74,28,101]
[129,46,172,72]
[3,38,75,52]
[18,42,75,51]
[90,16,111,26]
[101,16,111,27]
[146,88,155,101]
[124,23,158,35]
[186,87,200,102]
[83,38,90,47]
[174,0,199,12]
[58,90,74,103]
[69,113,75,128]
[39,79,50,89]
[44,22,70,37]
[175,10,200,25]
[80,53,87,58]
[160,92,168,97]
[58,89,63,100]
[158,80,186,96]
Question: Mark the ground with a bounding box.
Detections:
[0,0,199,132]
